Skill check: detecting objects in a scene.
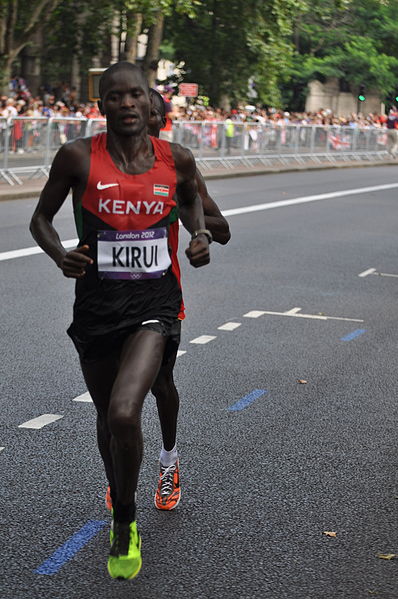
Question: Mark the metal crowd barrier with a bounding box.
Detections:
[172,121,389,168]
[0,117,106,185]
[0,117,389,185]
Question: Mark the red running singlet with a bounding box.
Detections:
[67,133,184,360]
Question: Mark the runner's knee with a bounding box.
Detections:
[108,398,142,440]
[151,372,175,399]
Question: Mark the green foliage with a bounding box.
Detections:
[290,0,398,109]
[5,0,398,111]
[165,0,303,106]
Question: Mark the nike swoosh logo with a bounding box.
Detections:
[97,182,119,190]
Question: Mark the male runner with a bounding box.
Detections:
[101,88,229,513]
[149,89,231,245]
[30,61,210,580]
[103,87,230,512]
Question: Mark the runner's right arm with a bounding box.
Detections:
[29,139,93,278]
[196,169,231,245]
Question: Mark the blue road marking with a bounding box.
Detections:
[35,520,107,575]
[340,329,367,342]
[228,389,268,412]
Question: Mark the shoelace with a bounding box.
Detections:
[159,464,176,496]
[110,522,131,556]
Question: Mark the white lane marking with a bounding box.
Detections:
[377,271,398,278]
[358,267,398,278]
[3,183,398,264]
[222,183,398,217]
[177,350,187,357]
[73,392,93,403]
[0,447,4,453]
[358,268,377,277]
[218,322,242,331]
[251,307,363,323]
[244,311,266,318]
[190,335,217,345]
[18,414,64,429]
[0,239,78,262]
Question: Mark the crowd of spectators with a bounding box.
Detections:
[0,76,394,130]
[173,105,390,128]
[1,77,101,120]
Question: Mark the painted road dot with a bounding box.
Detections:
[73,392,93,403]
[218,322,241,331]
[18,414,64,429]
[228,389,268,412]
[340,329,367,342]
[190,335,217,345]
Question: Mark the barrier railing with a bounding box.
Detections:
[0,117,389,185]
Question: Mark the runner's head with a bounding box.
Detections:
[148,88,166,137]
[98,62,150,137]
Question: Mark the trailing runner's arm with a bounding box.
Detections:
[172,144,210,268]
[196,169,231,245]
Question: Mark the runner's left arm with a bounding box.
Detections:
[172,144,210,268]
[196,169,231,245]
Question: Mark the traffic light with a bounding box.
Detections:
[358,84,366,102]
[395,93,398,102]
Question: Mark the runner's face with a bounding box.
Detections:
[100,70,150,136]
[148,95,166,137]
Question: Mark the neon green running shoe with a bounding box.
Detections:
[107,520,142,580]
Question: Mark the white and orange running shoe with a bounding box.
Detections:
[154,459,181,510]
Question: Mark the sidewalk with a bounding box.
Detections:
[0,158,396,201]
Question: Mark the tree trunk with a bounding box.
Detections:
[110,10,120,63]
[0,56,12,94]
[21,27,43,95]
[125,11,143,63]
[209,0,219,105]
[143,12,164,88]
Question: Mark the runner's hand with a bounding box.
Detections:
[60,245,93,278]
[185,236,210,268]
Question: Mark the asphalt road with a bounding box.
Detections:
[1,167,397,599]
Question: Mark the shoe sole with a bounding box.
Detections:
[154,491,181,511]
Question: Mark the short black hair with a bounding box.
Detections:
[99,62,149,99]
[150,88,166,117]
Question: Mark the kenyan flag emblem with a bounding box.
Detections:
[153,184,169,197]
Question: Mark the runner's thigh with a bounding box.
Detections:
[109,329,167,415]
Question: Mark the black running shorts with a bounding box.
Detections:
[68,318,181,364]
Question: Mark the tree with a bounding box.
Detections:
[124,0,200,87]
[165,0,304,107]
[0,0,63,92]
[287,0,398,110]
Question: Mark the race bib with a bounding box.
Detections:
[97,228,171,280]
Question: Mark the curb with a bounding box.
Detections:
[202,160,398,180]
[0,160,397,201]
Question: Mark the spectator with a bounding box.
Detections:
[386,108,398,157]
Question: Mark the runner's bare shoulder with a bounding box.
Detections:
[169,143,196,181]
[51,136,91,182]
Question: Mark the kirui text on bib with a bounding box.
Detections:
[97,228,171,280]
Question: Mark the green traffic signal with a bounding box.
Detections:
[358,95,366,101]
[395,95,398,102]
